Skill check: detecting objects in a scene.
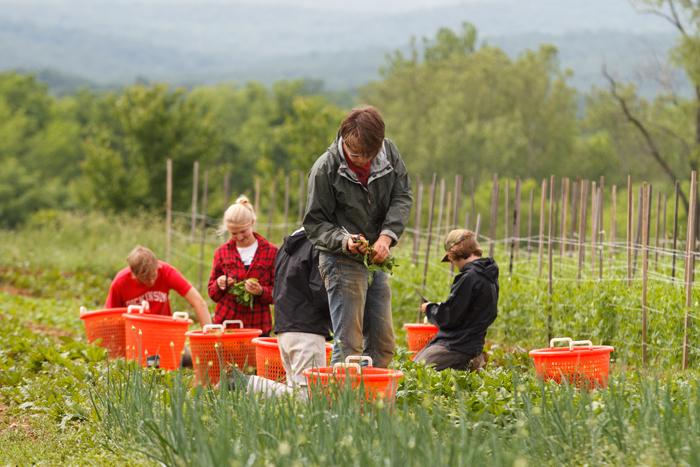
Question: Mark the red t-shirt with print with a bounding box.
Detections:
[104,261,192,316]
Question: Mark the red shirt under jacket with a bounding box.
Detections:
[104,261,192,316]
[208,232,277,335]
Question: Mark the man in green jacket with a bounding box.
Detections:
[303,105,412,368]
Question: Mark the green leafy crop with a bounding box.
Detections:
[228,278,258,309]
[354,237,398,285]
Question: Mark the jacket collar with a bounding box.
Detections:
[334,136,393,186]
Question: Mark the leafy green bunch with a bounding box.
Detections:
[354,237,398,285]
[228,278,258,309]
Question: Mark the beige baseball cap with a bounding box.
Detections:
[441,229,481,262]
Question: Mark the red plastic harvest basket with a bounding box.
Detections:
[253,337,332,383]
[529,337,614,388]
[187,320,262,385]
[303,356,404,403]
[124,311,192,370]
[80,303,147,358]
[403,323,438,353]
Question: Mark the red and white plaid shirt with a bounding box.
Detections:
[208,233,277,334]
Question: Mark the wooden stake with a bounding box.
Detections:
[283,174,290,233]
[504,179,510,249]
[560,178,569,259]
[611,185,617,257]
[254,177,261,214]
[435,178,446,252]
[190,161,199,241]
[661,193,668,259]
[165,159,173,263]
[297,170,305,225]
[452,175,462,230]
[627,176,633,286]
[488,175,499,258]
[547,175,555,342]
[590,181,598,275]
[514,178,522,259]
[577,180,588,282]
[422,174,438,296]
[198,171,209,293]
[538,178,547,278]
[528,187,534,261]
[633,186,643,277]
[598,186,604,280]
[654,191,662,270]
[223,170,231,207]
[571,179,580,256]
[672,180,680,280]
[266,173,277,238]
[683,171,697,370]
[412,179,423,266]
[641,183,650,367]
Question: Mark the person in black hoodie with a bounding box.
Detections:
[243,228,332,397]
[415,229,499,371]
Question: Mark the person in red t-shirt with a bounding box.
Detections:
[105,245,212,325]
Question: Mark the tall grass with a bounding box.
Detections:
[91,361,700,466]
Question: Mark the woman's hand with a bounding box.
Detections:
[216,275,234,290]
[244,278,263,296]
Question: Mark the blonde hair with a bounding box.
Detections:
[127,245,159,283]
[220,195,256,236]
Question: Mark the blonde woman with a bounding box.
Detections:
[208,195,277,335]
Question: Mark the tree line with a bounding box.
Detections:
[1,1,698,228]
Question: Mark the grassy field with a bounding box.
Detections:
[1,210,700,465]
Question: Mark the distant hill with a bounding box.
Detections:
[0,0,687,95]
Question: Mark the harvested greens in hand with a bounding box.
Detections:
[228,277,258,309]
[354,237,397,285]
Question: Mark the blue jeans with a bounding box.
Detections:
[318,252,395,368]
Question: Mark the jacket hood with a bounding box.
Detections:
[283,228,308,255]
[464,257,499,282]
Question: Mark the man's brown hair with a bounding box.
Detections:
[339,105,385,157]
[127,245,159,284]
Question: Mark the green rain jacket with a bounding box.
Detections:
[303,135,413,257]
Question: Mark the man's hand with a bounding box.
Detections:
[371,234,392,264]
[347,234,368,255]
[244,279,263,296]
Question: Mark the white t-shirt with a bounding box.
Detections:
[237,241,258,267]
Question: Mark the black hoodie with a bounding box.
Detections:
[425,257,499,357]
[272,229,331,338]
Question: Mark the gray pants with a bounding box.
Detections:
[248,332,326,398]
[414,343,486,371]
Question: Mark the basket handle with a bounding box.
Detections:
[141,300,149,311]
[203,324,224,333]
[549,337,572,348]
[333,362,362,374]
[222,319,244,329]
[569,340,593,351]
[172,311,190,321]
[344,355,373,367]
[126,304,145,314]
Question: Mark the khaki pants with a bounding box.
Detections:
[247,332,326,398]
